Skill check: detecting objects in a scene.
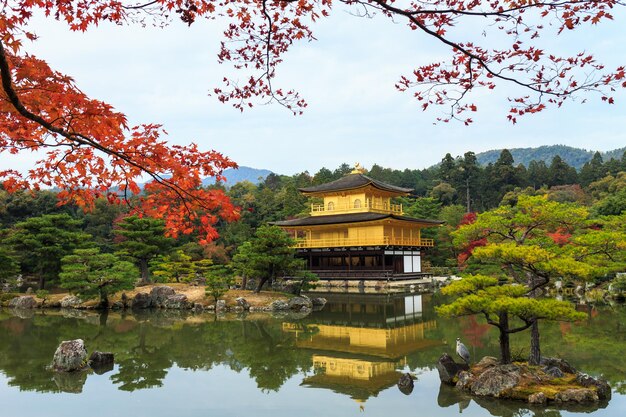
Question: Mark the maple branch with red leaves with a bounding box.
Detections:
[0,39,239,243]
[1,0,626,239]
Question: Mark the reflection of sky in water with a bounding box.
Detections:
[1,295,625,417]
[2,365,625,417]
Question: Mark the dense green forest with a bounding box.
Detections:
[1,148,625,290]
[475,145,626,170]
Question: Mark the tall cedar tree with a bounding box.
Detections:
[60,248,137,308]
[114,216,173,285]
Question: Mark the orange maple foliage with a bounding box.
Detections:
[1,27,239,243]
[1,0,625,239]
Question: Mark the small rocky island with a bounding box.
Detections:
[437,353,611,405]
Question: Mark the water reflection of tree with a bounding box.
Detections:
[110,323,173,391]
[1,302,625,397]
[538,303,626,394]
[0,311,312,393]
[396,297,626,395]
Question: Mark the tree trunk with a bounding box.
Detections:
[529,321,541,365]
[139,259,150,285]
[499,311,512,364]
[98,290,109,310]
[527,272,541,365]
[241,274,248,290]
[466,177,471,213]
[254,277,268,293]
[38,274,45,290]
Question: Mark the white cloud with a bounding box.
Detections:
[2,7,626,177]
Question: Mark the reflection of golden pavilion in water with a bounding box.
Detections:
[283,293,443,402]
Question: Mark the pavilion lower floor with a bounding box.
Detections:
[296,247,431,280]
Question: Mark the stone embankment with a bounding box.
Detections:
[2,285,327,315]
[437,354,611,405]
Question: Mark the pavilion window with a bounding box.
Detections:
[328,202,335,211]
[354,199,362,209]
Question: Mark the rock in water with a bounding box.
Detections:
[456,371,472,390]
[540,357,577,374]
[528,392,547,404]
[397,373,414,395]
[89,351,114,375]
[131,292,152,309]
[576,373,611,400]
[475,356,499,369]
[52,339,88,372]
[288,296,313,310]
[543,366,564,378]
[470,364,520,397]
[554,388,599,403]
[235,297,250,310]
[436,353,469,385]
[150,286,176,308]
[8,296,37,309]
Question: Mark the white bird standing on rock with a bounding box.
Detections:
[456,338,470,365]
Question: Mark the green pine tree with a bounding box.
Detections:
[114,216,173,285]
[60,248,137,308]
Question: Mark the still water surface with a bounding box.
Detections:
[0,292,625,417]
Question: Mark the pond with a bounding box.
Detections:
[0,292,625,417]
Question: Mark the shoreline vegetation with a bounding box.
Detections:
[1,284,326,314]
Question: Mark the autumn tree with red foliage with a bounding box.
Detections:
[1,0,625,240]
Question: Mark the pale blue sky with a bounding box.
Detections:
[5,7,626,176]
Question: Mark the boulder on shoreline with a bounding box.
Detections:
[163,294,190,309]
[235,297,250,310]
[269,300,289,311]
[8,296,37,309]
[150,286,176,308]
[60,295,82,308]
[131,292,152,309]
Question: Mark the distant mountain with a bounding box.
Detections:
[202,166,272,187]
[475,145,626,170]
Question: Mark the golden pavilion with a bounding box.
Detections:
[273,165,443,280]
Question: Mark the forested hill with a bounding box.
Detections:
[475,145,626,170]
[202,166,272,187]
